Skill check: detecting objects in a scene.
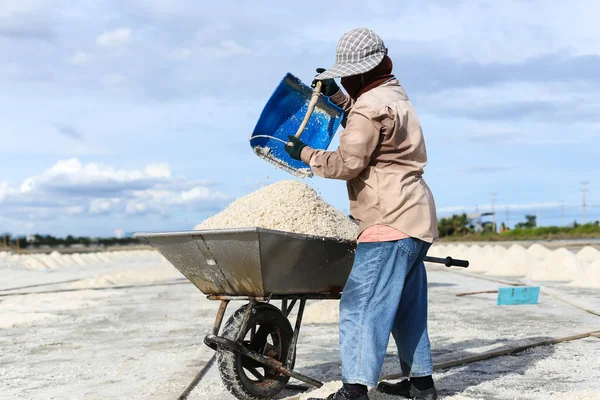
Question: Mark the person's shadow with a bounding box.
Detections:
[277,335,556,399]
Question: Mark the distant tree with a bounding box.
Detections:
[438,213,471,237]
[515,214,537,229]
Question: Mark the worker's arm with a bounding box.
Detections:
[330,90,354,127]
[301,105,381,181]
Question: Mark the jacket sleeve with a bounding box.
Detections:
[329,90,355,128]
[301,104,381,181]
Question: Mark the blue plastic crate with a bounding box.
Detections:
[497,286,540,305]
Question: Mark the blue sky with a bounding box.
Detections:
[1,0,599,237]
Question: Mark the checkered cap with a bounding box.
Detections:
[315,28,387,80]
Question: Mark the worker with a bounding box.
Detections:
[285,28,439,400]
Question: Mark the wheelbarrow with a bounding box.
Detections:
[134,228,468,400]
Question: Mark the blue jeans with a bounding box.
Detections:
[339,238,432,387]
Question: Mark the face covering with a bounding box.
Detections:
[341,55,394,100]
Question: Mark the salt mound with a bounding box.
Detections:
[528,248,579,282]
[577,246,600,262]
[33,254,60,269]
[303,301,339,324]
[426,244,445,258]
[569,260,600,288]
[488,244,535,277]
[527,243,552,259]
[58,254,77,267]
[70,253,88,266]
[195,180,359,241]
[452,244,469,258]
[463,245,490,273]
[96,253,113,263]
[22,257,48,271]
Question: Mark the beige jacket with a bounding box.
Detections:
[301,79,439,243]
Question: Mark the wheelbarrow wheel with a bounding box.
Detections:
[217,302,294,400]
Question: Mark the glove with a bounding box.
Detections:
[311,68,340,97]
[285,135,307,161]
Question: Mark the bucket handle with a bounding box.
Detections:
[292,81,322,139]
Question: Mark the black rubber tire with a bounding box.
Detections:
[217,302,294,400]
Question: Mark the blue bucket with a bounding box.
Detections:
[249,73,344,176]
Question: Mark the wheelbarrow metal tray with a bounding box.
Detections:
[133,228,355,297]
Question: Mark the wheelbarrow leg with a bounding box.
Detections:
[213,300,230,335]
[237,299,256,342]
[286,299,306,369]
[205,300,230,350]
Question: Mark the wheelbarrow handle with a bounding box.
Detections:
[293,80,322,139]
[424,255,469,268]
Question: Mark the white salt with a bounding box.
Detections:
[195,180,358,241]
[569,260,600,289]
[303,300,340,324]
[21,257,48,271]
[528,243,552,259]
[527,248,579,282]
[463,245,490,273]
[487,244,534,277]
[577,246,600,262]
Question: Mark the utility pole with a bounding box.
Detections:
[490,192,497,232]
[505,207,509,226]
[560,202,565,226]
[581,181,589,224]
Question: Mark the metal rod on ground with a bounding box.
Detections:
[177,355,216,400]
[456,290,499,297]
[0,280,189,297]
[380,330,600,381]
[538,287,600,318]
[0,278,85,292]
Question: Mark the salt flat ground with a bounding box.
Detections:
[0,252,599,400]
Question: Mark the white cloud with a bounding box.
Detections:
[199,40,251,59]
[170,48,192,60]
[89,198,121,214]
[68,51,91,65]
[0,0,48,17]
[96,27,131,48]
[0,0,54,39]
[0,159,229,228]
[66,206,84,215]
[0,181,16,201]
[298,0,600,64]
[144,163,171,179]
[418,81,600,114]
